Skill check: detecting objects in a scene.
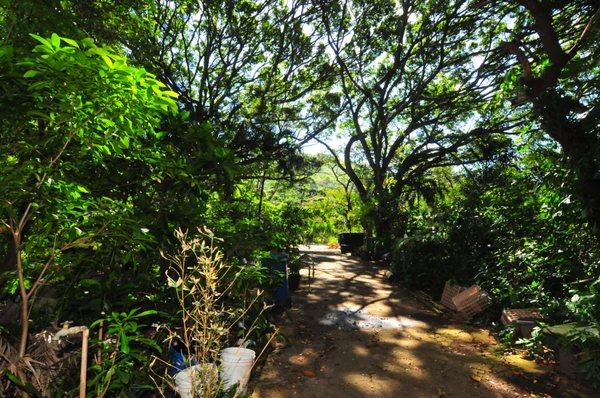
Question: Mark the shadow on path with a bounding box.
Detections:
[250,245,593,398]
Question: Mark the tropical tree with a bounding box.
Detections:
[314,0,513,244]
[495,0,600,231]
[0,34,176,357]
[79,0,337,185]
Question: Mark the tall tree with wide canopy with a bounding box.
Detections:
[2,0,337,186]
[496,0,600,231]
[76,0,337,184]
[314,0,513,244]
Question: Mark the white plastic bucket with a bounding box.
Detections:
[219,347,256,393]
[174,363,218,398]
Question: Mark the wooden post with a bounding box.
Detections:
[80,328,89,398]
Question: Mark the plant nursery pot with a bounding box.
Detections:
[288,274,301,291]
[219,347,256,394]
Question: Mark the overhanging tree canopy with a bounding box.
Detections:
[314,0,515,241]
[496,0,600,231]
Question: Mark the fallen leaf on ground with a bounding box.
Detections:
[553,375,561,383]
[302,369,316,377]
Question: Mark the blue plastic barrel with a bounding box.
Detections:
[168,341,196,374]
[263,251,289,308]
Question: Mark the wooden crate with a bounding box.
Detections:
[440,281,467,310]
[452,285,491,319]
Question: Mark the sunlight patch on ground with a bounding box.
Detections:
[318,306,429,330]
[503,354,550,375]
[432,327,488,344]
[352,345,370,356]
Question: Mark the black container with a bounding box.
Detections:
[288,274,301,291]
[338,232,365,254]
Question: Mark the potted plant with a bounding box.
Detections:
[287,252,306,292]
[288,265,302,291]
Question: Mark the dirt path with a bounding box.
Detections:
[250,246,591,398]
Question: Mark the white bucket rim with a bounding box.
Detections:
[220,347,256,362]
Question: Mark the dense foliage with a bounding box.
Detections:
[0,30,315,396]
[1,0,599,395]
[388,139,600,384]
[391,143,599,318]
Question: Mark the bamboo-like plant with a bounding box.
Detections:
[154,228,270,397]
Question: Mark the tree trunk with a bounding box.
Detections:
[14,232,29,358]
[372,194,397,251]
[373,213,393,249]
[536,90,600,232]
[257,172,266,217]
[344,183,353,231]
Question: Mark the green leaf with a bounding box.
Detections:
[90,319,104,329]
[133,309,157,318]
[81,37,96,48]
[60,37,80,48]
[101,54,113,68]
[23,70,39,78]
[50,33,61,49]
[120,135,130,148]
[162,90,179,98]
[29,33,52,49]
[119,331,130,354]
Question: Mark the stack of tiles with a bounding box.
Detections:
[440,281,467,311]
[452,285,491,319]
